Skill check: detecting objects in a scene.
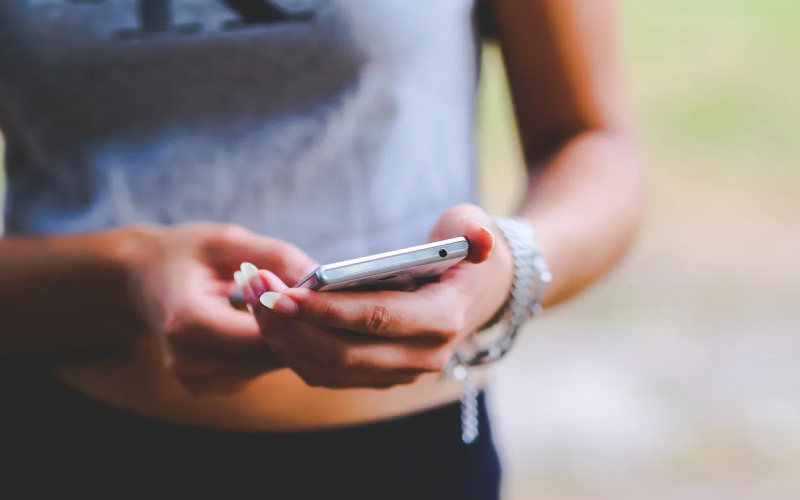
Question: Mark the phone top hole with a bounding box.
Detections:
[379,275,398,281]
[439,249,448,258]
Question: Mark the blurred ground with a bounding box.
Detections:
[479,1,800,499]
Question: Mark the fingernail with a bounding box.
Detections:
[479,225,496,254]
[259,292,298,315]
[233,271,247,290]
[241,262,268,295]
[241,262,258,282]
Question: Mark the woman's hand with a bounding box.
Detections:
[125,223,317,395]
[245,204,515,390]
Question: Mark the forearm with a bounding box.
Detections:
[0,229,146,357]
[518,130,644,308]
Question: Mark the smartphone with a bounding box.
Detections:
[294,237,470,292]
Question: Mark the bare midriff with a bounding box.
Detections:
[52,335,484,431]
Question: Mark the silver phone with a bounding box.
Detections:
[295,237,470,292]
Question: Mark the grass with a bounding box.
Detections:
[481,0,800,195]
[626,0,800,185]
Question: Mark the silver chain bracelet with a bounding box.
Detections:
[442,216,552,444]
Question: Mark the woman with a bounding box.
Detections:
[0,0,642,497]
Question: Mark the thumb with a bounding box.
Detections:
[428,204,495,264]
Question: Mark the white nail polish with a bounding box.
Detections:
[260,292,282,309]
[233,270,247,290]
[240,262,259,282]
[233,270,254,314]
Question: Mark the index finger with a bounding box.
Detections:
[206,226,318,286]
[261,284,466,341]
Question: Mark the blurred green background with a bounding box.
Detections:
[1,0,799,498]
[480,1,800,499]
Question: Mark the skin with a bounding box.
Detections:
[0,0,642,430]
[244,205,505,391]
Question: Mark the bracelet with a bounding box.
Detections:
[442,216,552,444]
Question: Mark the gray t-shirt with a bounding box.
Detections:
[0,0,479,263]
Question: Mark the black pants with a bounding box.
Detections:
[2,367,502,499]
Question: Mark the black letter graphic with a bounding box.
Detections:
[220,0,314,31]
[114,0,202,39]
[220,0,314,26]
[65,0,314,39]
[139,0,171,33]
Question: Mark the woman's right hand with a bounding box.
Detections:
[122,223,318,395]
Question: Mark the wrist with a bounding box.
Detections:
[99,224,164,273]
[478,226,516,331]
[451,216,552,370]
[80,225,166,334]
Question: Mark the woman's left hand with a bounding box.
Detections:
[245,204,515,389]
